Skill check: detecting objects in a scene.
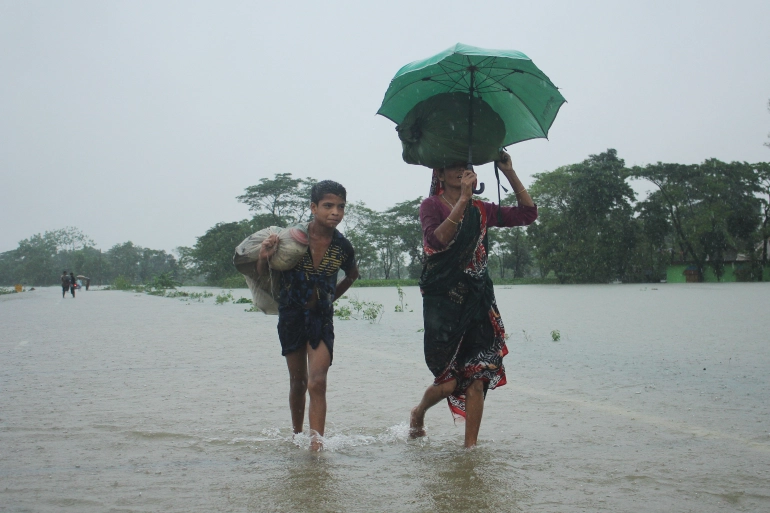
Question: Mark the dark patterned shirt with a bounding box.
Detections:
[277,228,356,313]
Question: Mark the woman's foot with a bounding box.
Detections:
[409,406,426,438]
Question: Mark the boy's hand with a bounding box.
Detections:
[259,234,280,260]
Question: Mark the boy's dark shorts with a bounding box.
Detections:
[277,307,335,364]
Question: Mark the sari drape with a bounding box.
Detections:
[419,199,508,419]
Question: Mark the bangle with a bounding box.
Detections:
[445,217,459,225]
[515,188,528,195]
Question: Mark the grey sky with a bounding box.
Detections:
[2,0,769,254]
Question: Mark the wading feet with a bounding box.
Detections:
[309,430,324,452]
[409,406,426,439]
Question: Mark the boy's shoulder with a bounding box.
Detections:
[332,229,354,254]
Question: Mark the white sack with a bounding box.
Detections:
[233,224,309,315]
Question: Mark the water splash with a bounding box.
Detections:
[287,423,413,452]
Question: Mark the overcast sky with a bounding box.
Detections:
[2,0,769,254]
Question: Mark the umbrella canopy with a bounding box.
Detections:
[377,43,566,168]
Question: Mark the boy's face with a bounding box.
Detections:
[311,193,346,229]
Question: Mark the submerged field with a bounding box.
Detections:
[1,283,769,512]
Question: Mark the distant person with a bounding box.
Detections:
[256,180,359,451]
[69,272,76,298]
[85,277,90,291]
[409,151,537,448]
[61,270,70,298]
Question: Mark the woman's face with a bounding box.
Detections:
[438,165,466,189]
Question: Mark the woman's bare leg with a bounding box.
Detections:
[306,341,331,450]
[463,379,485,448]
[285,347,309,434]
[409,378,457,438]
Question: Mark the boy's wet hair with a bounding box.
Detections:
[311,180,346,204]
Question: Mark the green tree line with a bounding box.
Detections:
[2,151,768,287]
[180,150,770,286]
[0,227,182,287]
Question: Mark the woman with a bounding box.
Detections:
[409,151,537,448]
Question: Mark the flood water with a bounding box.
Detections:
[1,283,769,512]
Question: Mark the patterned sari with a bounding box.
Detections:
[419,198,508,420]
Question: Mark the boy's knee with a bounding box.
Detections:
[307,375,327,396]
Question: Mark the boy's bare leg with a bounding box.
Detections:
[463,379,485,448]
[285,347,309,435]
[306,341,331,451]
[409,378,457,438]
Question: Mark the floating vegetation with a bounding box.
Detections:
[394,285,411,312]
[335,305,352,320]
[551,329,561,342]
[215,290,235,305]
[335,295,384,323]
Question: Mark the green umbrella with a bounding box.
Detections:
[377,43,566,192]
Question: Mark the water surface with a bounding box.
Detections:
[1,283,768,512]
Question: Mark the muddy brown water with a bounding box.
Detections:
[1,283,769,512]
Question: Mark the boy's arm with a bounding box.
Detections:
[334,266,359,300]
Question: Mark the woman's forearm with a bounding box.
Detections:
[504,171,534,207]
[432,197,469,245]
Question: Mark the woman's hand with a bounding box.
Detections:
[259,234,280,261]
[459,169,478,201]
[496,150,516,177]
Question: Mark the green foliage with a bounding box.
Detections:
[150,272,180,290]
[234,297,252,304]
[215,290,235,305]
[551,330,561,342]
[0,287,14,295]
[220,275,247,288]
[488,226,534,279]
[336,295,384,323]
[394,285,410,312]
[112,275,134,290]
[334,304,352,320]
[632,159,765,281]
[183,291,213,302]
[5,153,768,289]
[385,198,424,279]
[341,202,386,279]
[361,301,384,323]
[236,173,317,226]
[528,150,638,283]
[190,220,255,285]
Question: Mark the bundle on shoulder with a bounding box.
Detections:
[233,224,309,314]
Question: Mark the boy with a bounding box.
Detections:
[257,180,358,450]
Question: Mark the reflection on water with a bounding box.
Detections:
[267,452,342,513]
[413,445,525,513]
